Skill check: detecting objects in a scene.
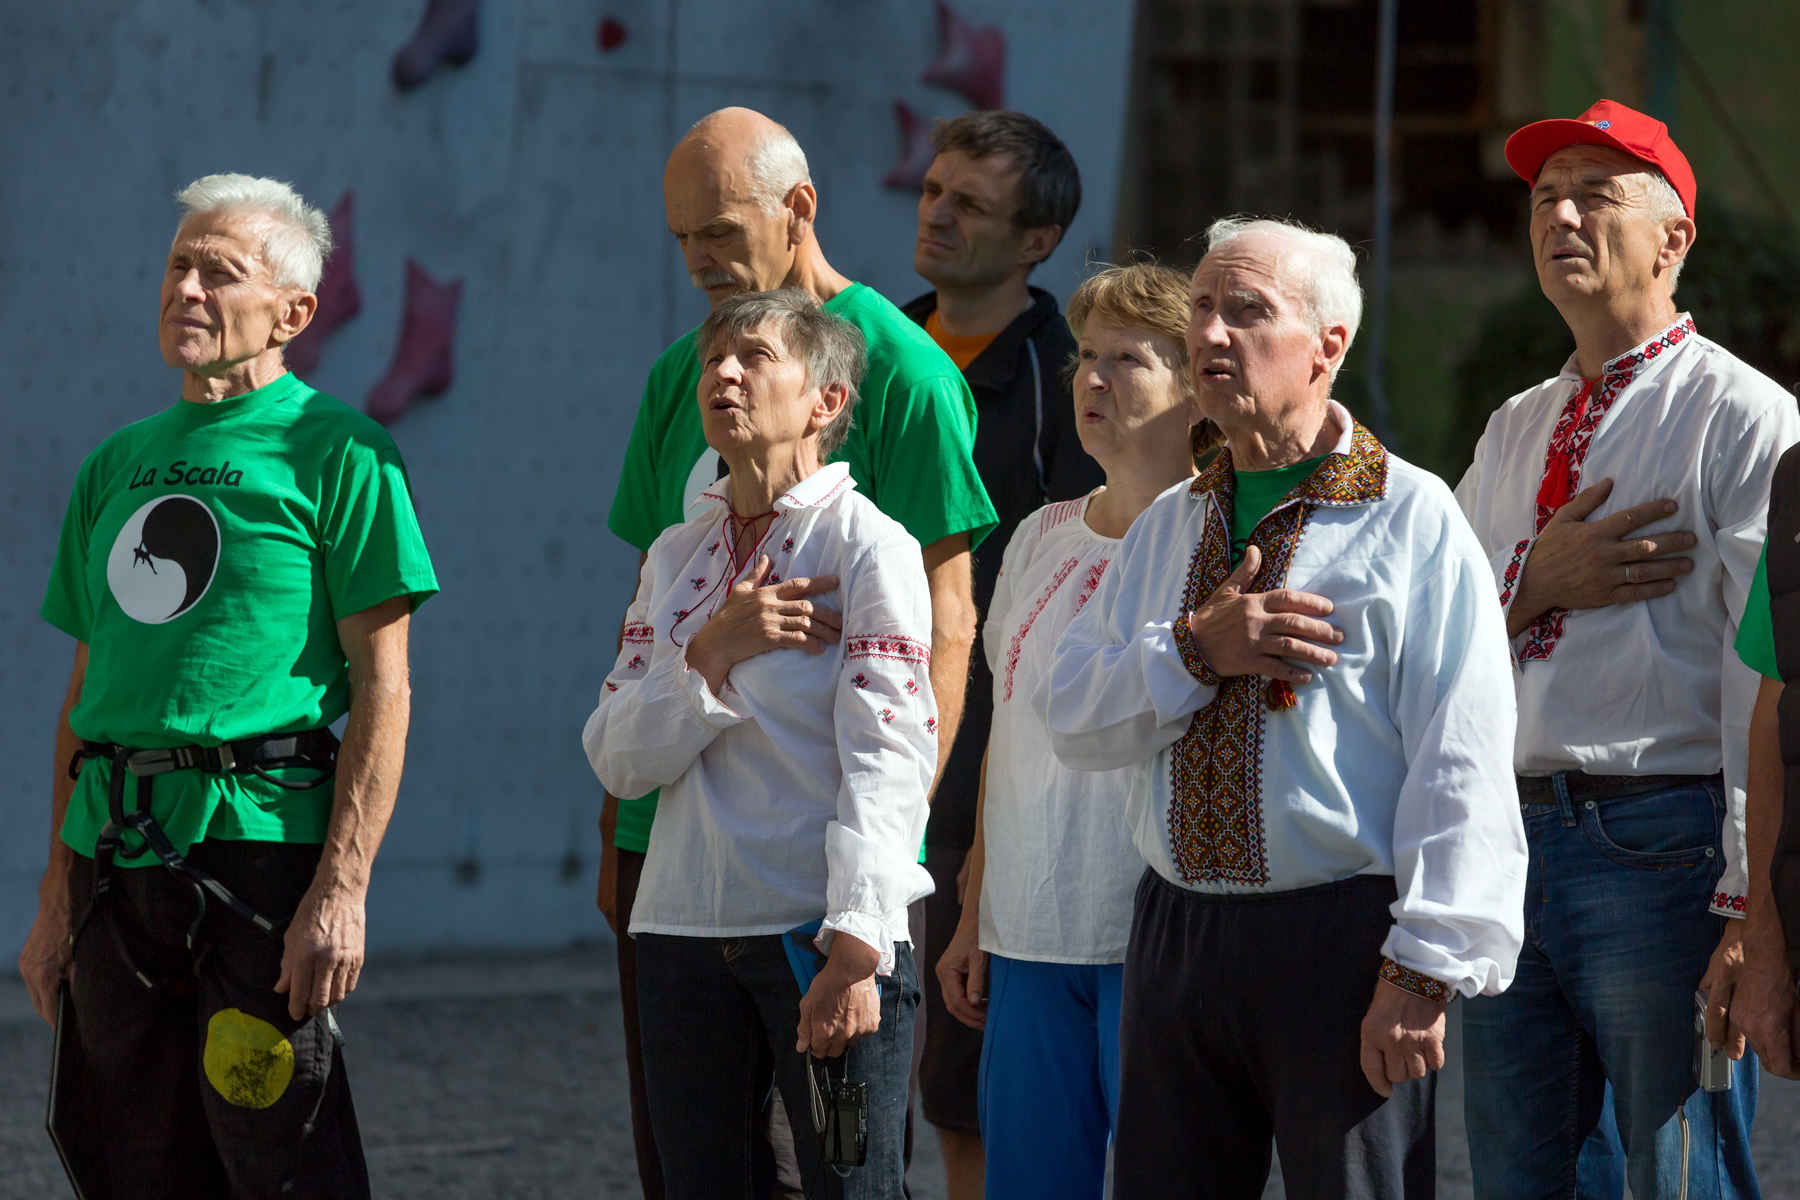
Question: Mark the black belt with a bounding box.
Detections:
[1515,771,1722,807]
[67,729,338,988]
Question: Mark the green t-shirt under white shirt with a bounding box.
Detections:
[41,371,439,862]
[1230,456,1327,565]
[604,282,998,853]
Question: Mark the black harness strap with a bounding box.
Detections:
[67,730,338,989]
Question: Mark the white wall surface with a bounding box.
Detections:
[0,0,1133,958]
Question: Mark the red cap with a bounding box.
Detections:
[1504,98,1696,218]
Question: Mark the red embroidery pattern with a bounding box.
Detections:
[623,623,653,644]
[782,537,795,553]
[1379,957,1450,1002]
[707,541,720,555]
[1070,558,1110,618]
[1168,423,1389,886]
[847,636,931,665]
[1038,496,1087,537]
[852,673,869,689]
[604,681,619,692]
[1519,317,1695,663]
[1003,556,1080,701]
[926,716,937,733]
[691,577,708,591]
[1713,890,1747,913]
[1498,538,1532,609]
[626,654,645,671]
[904,679,918,694]
[879,707,895,723]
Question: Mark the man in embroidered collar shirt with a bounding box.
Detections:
[1044,216,1526,1198]
[1455,98,1798,1199]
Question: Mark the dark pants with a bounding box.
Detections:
[1462,775,1760,1200]
[614,848,667,1200]
[61,841,368,1199]
[636,931,920,1200]
[919,845,982,1133]
[1114,870,1434,1200]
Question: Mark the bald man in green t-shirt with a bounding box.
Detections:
[596,107,996,1197]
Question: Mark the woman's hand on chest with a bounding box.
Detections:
[683,554,844,694]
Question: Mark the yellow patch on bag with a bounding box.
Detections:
[203,1009,295,1109]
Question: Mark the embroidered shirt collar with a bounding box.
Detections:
[698,460,857,512]
[1190,400,1388,508]
[1556,313,1697,384]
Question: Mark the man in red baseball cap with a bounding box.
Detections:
[1454,97,1793,1199]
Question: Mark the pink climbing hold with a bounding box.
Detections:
[921,0,1005,111]
[366,259,462,426]
[392,0,481,91]
[882,101,935,192]
[597,17,627,51]
[286,190,362,378]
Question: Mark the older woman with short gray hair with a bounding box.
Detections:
[584,289,934,1198]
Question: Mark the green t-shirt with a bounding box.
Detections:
[604,283,999,852]
[41,372,439,862]
[1230,457,1326,565]
[1736,540,1778,680]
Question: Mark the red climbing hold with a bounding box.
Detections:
[366,259,463,426]
[921,0,1005,111]
[597,17,627,51]
[882,101,935,193]
[286,190,362,378]
[392,0,481,91]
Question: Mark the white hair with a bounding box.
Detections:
[173,174,332,291]
[1640,169,1688,291]
[741,129,811,212]
[1204,216,1364,380]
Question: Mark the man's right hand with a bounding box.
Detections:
[1187,545,1342,686]
[684,556,842,695]
[935,915,988,1030]
[1509,478,1694,634]
[19,899,73,1026]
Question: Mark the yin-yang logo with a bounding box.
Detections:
[106,495,220,624]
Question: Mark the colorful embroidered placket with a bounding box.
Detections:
[1165,423,1389,887]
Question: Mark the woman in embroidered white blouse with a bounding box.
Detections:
[933,264,1208,1195]
[582,290,936,1197]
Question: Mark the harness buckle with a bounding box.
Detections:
[124,749,178,776]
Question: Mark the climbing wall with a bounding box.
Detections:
[0,0,1133,957]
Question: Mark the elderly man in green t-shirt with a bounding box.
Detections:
[597,106,997,1196]
[16,174,437,1197]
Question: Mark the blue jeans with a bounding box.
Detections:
[1462,775,1759,1199]
[977,956,1123,1198]
[635,931,919,1200]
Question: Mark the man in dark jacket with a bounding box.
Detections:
[900,109,1101,1199]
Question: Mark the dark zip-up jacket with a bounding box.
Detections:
[902,286,1105,849]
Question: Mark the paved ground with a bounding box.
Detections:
[4,942,1799,1198]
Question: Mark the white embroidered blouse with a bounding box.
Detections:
[582,462,936,974]
[1455,316,1800,916]
[1043,406,1528,997]
[979,493,1139,964]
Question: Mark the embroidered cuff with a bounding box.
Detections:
[1172,607,1221,687]
[1497,537,1532,611]
[1378,957,1451,1003]
[1711,891,1748,918]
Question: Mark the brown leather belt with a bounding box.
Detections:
[1515,771,1722,807]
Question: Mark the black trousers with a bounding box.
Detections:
[1113,870,1435,1200]
[61,841,369,1199]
